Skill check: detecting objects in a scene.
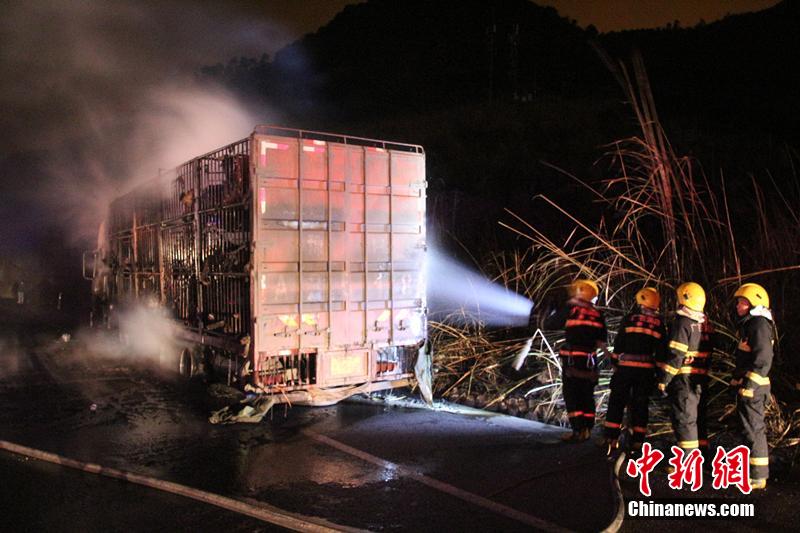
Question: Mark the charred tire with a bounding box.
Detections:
[179,348,197,379]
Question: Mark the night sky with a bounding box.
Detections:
[541,0,780,31]
[0,0,787,259]
[250,0,781,54]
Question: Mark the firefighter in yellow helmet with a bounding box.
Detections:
[696,315,717,458]
[657,282,707,454]
[544,279,607,442]
[731,282,774,489]
[603,287,665,457]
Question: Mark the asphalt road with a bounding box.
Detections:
[0,309,617,532]
[5,304,799,532]
[0,451,282,532]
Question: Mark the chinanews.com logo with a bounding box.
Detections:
[624,443,758,520]
[627,499,756,519]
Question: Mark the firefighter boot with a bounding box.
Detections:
[750,478,767,490]
[597,437,619,456]
[561,427,591,443]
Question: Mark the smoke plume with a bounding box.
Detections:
[0,0,291,250]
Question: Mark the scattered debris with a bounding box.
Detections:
[414,342,433,405]
[208,383,246,402]
[209,396,276,424]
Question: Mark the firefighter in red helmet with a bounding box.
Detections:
[544,279,607,442]
[731,282,774,490]
[603,287,665,457]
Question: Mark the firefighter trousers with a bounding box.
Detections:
[604,367,653,444]
[698,382,709,452]
[668,377,703,450]
[738,386,770,481]
[563,372,596,431]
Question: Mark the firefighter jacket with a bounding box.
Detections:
[544,298,607,372]
[658,307,705,388]
[693,319,716,379]
[610,309,665,369]
[733,308,774,397]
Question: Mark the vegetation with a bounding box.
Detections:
[429,57,800,453]
[197,0,800,452]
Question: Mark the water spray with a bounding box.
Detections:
[511,326,562,372]
[425,248,534,327]
[513,337,534,371]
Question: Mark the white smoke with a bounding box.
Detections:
[0,0,290,247]
[74,305,185,374]
[0,335,24,379]
[426,248,534,327]
[44,82,260,247]
[0,0,299,367]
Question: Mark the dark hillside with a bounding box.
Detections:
[274,0,611,120]
[202,0,800,243]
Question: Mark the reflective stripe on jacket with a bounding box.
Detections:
[658,313,704,387]
[734,315,774,395]
[612,311,665,369]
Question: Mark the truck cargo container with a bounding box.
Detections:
[84,126,428,405]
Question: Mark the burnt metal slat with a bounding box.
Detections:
[326,141,333,348]
[362,145,368,348]
[192,161,203,330]
[298,138,304,351]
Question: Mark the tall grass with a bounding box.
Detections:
[431,54,800,449]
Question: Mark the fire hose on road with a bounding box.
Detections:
[0,439,360,533]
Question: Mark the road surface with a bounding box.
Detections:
[0,310,617,531]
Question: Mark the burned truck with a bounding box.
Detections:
[84,126,428,405]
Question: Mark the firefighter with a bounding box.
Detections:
[730,282,774,490]
[657,282,707,455]
[544,279,607,442]
[603,287,665,457]
[696,317,716,459]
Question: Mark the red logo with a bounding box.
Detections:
[711,445,752,494]
[667,446,704,491]
[627,444,753,495]
[626,442,664,497]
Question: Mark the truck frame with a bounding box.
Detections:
[85,126,428,405]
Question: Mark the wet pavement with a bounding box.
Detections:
[0,309,617,531]
[0,451,281,532]
[7,303,800,532]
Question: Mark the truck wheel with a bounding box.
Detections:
[179,348,196,378]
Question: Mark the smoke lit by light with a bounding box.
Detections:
[0,0,286,250]
[426,248,533,327]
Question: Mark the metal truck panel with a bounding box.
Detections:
[252,131,426,389]
[93,126,425,401]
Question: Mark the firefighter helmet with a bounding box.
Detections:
[636,287,660,310]
[570,279,599,302]
[676,282,706,312]
[734,283,770,308]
